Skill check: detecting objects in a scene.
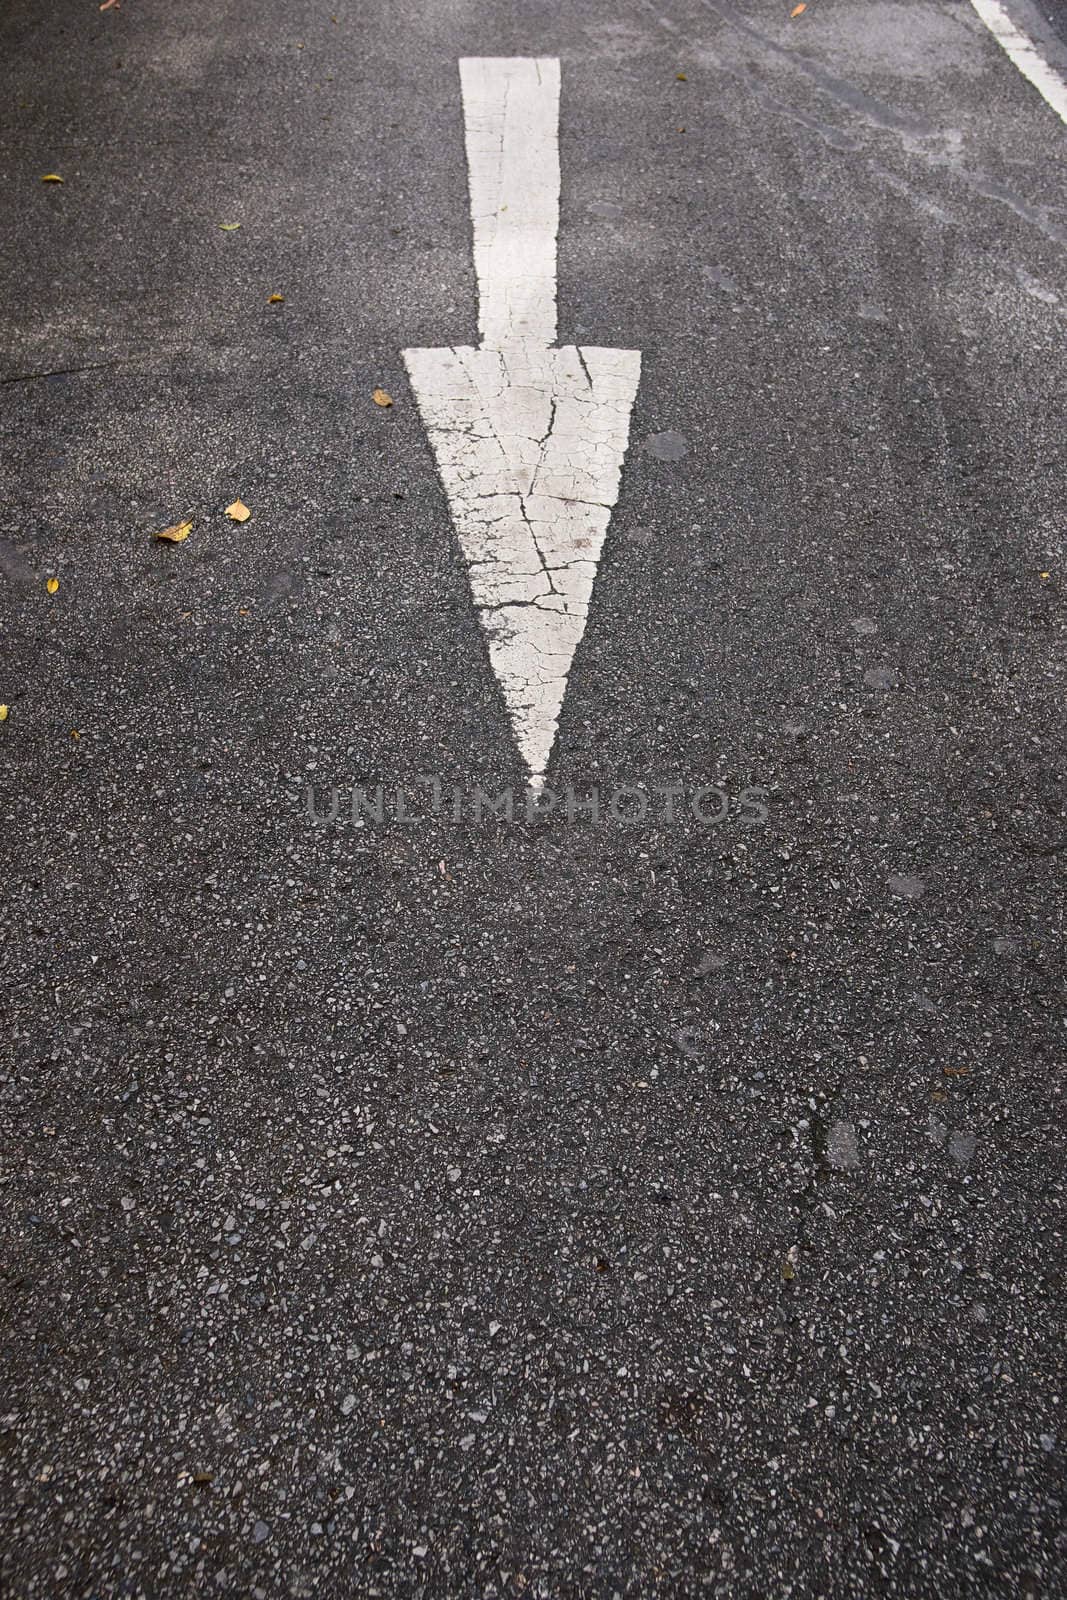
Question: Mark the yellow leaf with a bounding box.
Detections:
[790,3,806,15]
[676,72,687,81]
[268,293,285,303]
[41,173,64,184]
[372,388,393,408]
[219,222,241,231]
[225,499,251,523]
[0,705,8,722]
[70,728,80,740]
[46,577,59,594]
[1039,571,1051,580]
[155,519,192,543]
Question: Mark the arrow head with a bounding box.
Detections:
[403,343,641,781]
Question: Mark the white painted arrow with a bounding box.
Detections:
[403,56,641,782]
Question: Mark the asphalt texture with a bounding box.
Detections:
[1020,0,1067,63]
[1,1,1065,1596]
[1036,0,1067,50]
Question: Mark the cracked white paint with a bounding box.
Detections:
[403,57,641,781]
[460,55,561,350]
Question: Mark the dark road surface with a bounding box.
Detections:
[1,0,1064,1595]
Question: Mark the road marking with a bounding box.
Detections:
[460,55,561,349]
[968,0,1067,125]
[403,58,641,782]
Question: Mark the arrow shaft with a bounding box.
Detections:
[459,56,560,349]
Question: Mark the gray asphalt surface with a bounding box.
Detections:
[1021,0,1067,60]
[1,0,1065,1595]
[1036,0,1067,50]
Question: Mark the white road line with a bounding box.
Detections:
[460,56,561,349]
[968,0,1067,126]
[404,58,641,782]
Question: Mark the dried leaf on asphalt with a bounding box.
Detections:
[676,72,687,81]
[372,388,393,408]
[41,174,64,184]
[225,499,251,523]
[790,3,806,14]
[0,706,8,723]
[46,577,59,594]
[100,0,120,10]
[268,293,285,303]
[219,222,241,232]
[155,519,192,544]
